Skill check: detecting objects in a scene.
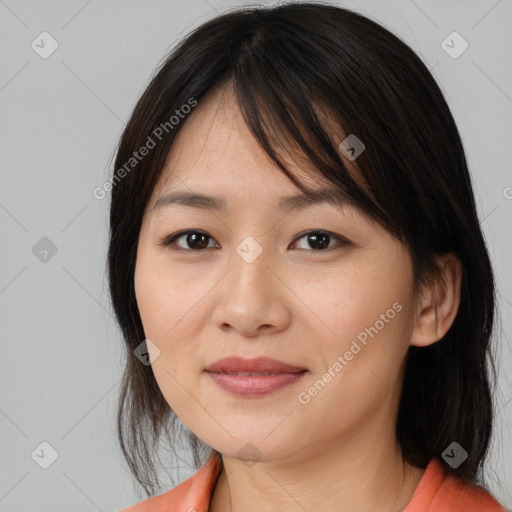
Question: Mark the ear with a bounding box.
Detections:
[409,253,463,348]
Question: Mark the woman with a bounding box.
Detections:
[109,2,507,511]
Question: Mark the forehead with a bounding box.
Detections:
[146,84,375,231]
[153,87,329,201]
[154,84,363,202]
[171,91,290,174]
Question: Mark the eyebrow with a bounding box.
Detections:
[152,186,352,214]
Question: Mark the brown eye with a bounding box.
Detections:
[161,230,219,252]
[292,230,348,251]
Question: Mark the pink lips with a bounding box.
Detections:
[205,356,307,397]
[205,356,306,373]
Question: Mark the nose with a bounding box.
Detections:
[211,240,291,337]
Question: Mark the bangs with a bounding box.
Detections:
[221,24,411,246]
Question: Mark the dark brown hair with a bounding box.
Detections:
[107,1,499,498]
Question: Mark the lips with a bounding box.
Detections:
[205,356,308,397]
[205,356,306,374]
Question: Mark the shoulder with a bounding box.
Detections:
[436,469,507,511]
[406,458,508,512]
[115,451,223,512]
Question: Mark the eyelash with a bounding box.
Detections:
[158,229,350,254]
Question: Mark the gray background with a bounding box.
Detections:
[1,0,511,510]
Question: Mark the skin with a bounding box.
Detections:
[134,83,462,512]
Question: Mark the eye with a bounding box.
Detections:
[158,229,350,253]
[159,230,219,252]
[291,230,348,251]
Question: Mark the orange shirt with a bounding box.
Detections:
[117,451,507,512]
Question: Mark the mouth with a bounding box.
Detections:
[205,356,307,374]
[204,356,308,396]
[205,368,308,397]
[210,371,303,376]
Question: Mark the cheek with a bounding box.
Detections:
[291,274,412,439]
[134,253,202,342]
[134,258,202,417]
[298,263,407,340]
[134,251,209,396]
[298,253,413,382]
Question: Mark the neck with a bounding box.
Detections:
[209,422,425,512]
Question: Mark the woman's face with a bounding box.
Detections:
[134,85,418,463]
